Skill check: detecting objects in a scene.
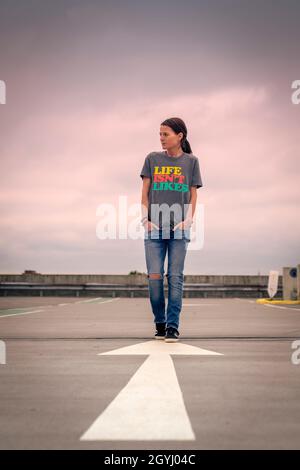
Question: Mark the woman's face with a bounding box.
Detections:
[160,125,183,150]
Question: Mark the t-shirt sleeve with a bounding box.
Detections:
[191,157,203,188]
[140,154,152,179]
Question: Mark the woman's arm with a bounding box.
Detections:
[141,177,151,222]
[187,186,197,221]
[173,186,197,230]
[141,177,159,230]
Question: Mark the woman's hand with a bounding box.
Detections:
[143,220,159,231]
[172,218,193,231]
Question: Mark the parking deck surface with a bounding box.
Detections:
[0,296,299,449]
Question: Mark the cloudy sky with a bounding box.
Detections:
[0,0,299,275]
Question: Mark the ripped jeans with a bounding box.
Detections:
[144,227,191,331]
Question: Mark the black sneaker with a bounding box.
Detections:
[154,322,166,340]
[165,326,180,342]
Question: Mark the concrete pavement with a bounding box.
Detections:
[0,296,299,449]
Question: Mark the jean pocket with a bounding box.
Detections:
[184,227,191,242]
[173,227,191,242]
[144,226,160,240]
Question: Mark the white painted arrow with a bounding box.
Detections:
[80,340,223,441]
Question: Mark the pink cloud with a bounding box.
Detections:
[1,85,299,273]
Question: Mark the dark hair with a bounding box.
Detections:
[160,117,192,154]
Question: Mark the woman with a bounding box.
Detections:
[140,117,203,342]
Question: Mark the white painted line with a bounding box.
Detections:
[264,304,299,311]
[0,309,44,318]
[97,298,120,304]
[60,297,118,306]
[0,306,42,312]
[78,297,103,303]
[80,340,223,441]
[0,297,120,318]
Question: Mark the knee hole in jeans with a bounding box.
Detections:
[148,273,163,280]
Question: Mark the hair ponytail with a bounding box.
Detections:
[180,135,192,154]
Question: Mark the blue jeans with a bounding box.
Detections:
[144,226,191,331]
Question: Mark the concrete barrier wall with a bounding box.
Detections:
[0,271,284,298]
[0,271,277,286]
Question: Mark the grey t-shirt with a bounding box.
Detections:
[140,150,203,230]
